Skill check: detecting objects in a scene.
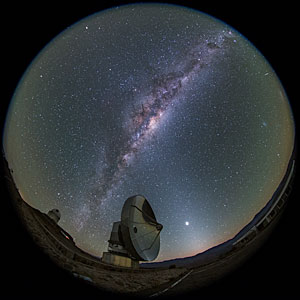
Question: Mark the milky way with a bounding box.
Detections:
[3,4,294,260]
[85,29,235,227]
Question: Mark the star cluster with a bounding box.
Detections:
[3,4,294,261]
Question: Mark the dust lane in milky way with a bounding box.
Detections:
[88,30,235,219]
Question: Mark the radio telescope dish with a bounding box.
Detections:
[102,195,163,267]
[120,195,163,261]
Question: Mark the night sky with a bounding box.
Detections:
[3,4,294,262]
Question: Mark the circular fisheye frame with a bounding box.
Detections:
[2,3,295,297]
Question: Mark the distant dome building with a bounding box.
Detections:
[47,209,61,223]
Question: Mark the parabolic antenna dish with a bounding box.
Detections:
[121,195,163,261]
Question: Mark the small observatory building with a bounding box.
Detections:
[47,209,61,223]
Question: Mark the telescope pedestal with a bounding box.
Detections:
[102,252,139,268]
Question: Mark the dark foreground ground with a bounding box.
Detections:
[142,209,288,298]
[1,155,298,299]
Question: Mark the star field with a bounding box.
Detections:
[3,4,294,261]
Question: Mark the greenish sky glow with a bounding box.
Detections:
[3,4,294,261]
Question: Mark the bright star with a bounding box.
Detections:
[185,221,189,226]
